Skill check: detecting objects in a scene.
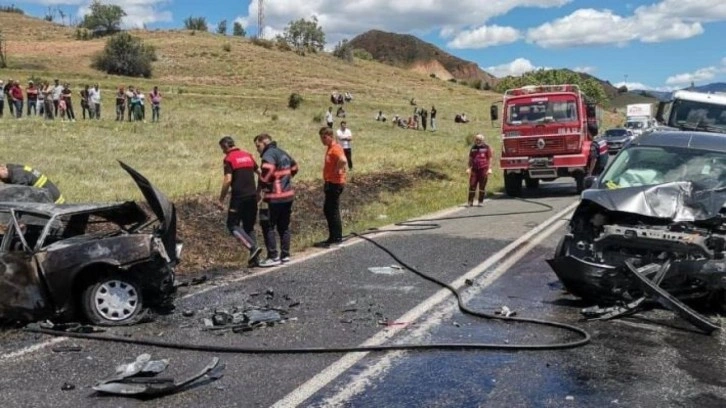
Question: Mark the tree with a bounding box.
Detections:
[80,0,126,36]
[332,39,352,62]
[494,68,608,105]
[216,19,227,35]
[184,16,207,31]
[92,32,156,77]
[0,30,7,68]
[282,16,325,55]
[232,21,246,37]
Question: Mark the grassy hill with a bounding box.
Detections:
[347,30,497,85]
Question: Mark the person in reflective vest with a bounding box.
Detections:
[0,164,65,204]
[253,133,299,267]
[467,134,492,207]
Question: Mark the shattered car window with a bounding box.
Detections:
[672,99,726,132]
[601,146,726,189]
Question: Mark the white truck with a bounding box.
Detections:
[625,103,654,135]
[655,90,726,134]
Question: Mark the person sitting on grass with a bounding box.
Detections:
[336,106,346,118]
[376,111,387,122]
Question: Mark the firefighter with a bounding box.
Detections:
[589,137,609,176]
[467,134,492,207]
[0,164,65,204]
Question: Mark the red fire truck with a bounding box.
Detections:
[490,84,601,196]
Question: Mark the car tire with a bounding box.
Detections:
[81,275,144,326]
[525,177,540,190]
[504,172,523,197]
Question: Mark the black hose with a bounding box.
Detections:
[27,198,591,352]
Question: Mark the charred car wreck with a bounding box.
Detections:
[548,131,726,332]
[0,162,180,326]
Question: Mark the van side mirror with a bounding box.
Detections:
[490,105,498,121]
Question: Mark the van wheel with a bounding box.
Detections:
[81,275,144,326]
[504,172,523,197]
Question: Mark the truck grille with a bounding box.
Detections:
[517,137,566,154]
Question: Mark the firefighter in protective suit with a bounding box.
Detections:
[0,164,65,203]
[467,134,492,207]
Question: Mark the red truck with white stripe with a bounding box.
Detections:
[490,84,601,196]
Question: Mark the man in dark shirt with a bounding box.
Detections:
[216,136,262,264]
[0,164,65,204]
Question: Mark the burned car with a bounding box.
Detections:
[548,131,726,316]
[0,162,180,326]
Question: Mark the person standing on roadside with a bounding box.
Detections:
[150,86,162,122]
[115,86,126,121]
[467,134,492,207]
[80,85,91,119]
[430,105,437,131]
[61,83,75,121]
[336,121,353,171]
[26,81,38,116]
[10,80,23,119]
[0,80,4,118]
[325,106,334,128]
[314,127,347,248]
[215,136,263,265]
[42,81,54,120]
[253,133,299,267]
[52,79,63,117]
[90,83,101,119]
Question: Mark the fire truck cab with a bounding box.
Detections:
[491,84,601,196]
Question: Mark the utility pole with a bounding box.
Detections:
[257,0,264,38]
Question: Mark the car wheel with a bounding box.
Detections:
[81,275,144,326]
[504,172,523,197]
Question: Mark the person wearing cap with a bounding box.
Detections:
[467,134,492,207]
[0,164,65,204]
[26,81,38,116]
[0,80,4,118]
[216,136,263,265]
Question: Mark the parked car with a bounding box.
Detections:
[0,162,180,326]
[602,128,635,155]
[548,131,726,310]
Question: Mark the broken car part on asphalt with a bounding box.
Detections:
[93,353,224,398]
[549,131,726,333]
[0,161,181,327]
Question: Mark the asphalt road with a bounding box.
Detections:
[1,179,724,408]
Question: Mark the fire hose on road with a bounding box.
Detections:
[27,198,592,352]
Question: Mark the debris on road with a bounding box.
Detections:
[367,265,405,275]
[52,345,83,353]
[495,306,517,317]
[175,275,208,288]
[201,305,288,333]
[93,354,224,398]
[61,382,76,391]
[29,321,106,334]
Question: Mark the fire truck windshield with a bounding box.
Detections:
[506,97,578,125]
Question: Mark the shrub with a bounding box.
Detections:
[222,42,231,52]
[448,78,457,83]
[352,48,373,61]
[470,79,482,90]
[312,112,323,123]
[232,22,246,37]
[216,19,227,35]
[184,16,207,31]
[459,80,468,87]
[251,36,274,49]
[429,73,437,79]
[275,35,292,51]
[288,93,303,109]
[75,28,91,41]
[332,39,352,63]
[0,5,24,14]
[92,32,156,78]
[271,114,279,121]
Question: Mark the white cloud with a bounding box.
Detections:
[447,25,520,49]
[235,0,572,47]
[484,58,549,77]
[613,82,679,92]
[573,66,596,74]
[22,0,173,28]
[527,0,726,48]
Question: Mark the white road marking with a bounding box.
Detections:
[270,200,579,408]
[0,202,475,362]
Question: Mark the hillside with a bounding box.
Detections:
[347,30,497,85]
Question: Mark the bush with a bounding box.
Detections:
[312,112,323,123]
[0,5,24,14]
[332,39,352,62]
[288,93,303,109]
[352,48,373,61]
[232,22,246,37]
[184,16,207,31]
[75,28,91,41]
[92,32,156,78]
[251,36,274,49]
[448,78,457,83]
[271,114,279,121]
[222,42,231,52]
[429,73,437,79]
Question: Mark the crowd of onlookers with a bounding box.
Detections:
[0,78,162,123]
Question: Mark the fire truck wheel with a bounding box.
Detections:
[525,177,540,189]
[504,172,523,197]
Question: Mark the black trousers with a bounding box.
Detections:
[260,201,293,259]
[323,182,344,242]
[226,195,258,250]
[343,148,352,170]
[0,99,3,117]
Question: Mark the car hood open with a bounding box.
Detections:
[119,161,178,263]
[582,181,726,222]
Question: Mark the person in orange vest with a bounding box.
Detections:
[314,127,347,248]
[253,133,299,267]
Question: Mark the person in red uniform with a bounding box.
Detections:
[467,134,492,207]
[216,136,262,264]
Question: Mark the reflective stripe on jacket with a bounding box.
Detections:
[259,142,298,203]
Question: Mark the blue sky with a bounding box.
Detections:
[8,0,726,90]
